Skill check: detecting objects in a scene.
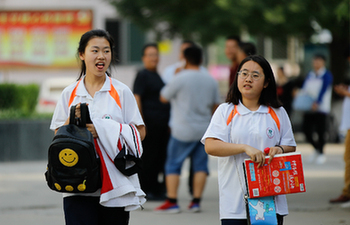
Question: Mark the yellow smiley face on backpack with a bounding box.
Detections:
[59,148,79,167]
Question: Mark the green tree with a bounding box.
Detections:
[108,0,349,82]
[108,0,240,44]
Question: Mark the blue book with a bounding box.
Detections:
[247,196,277,225]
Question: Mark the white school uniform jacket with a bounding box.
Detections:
[201,102,296,220]
[50,75,146,210]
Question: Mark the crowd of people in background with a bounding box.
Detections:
[52,28,350,225]
[132,35,350,218]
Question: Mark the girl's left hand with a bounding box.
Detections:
[266,146,283,164]
[86,124,98,138]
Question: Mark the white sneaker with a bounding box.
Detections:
[308,151,319,163]
[315,154,326,165]
[341,201,350,208]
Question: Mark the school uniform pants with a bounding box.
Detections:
[63,196,129,225]
[302,112,327,154]
[343,130,350,197]
[221,214,284,225]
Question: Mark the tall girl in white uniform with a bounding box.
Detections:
[50,29,146,225]
[202,55,296,225]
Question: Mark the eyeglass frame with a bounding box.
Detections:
[237,70,264,81]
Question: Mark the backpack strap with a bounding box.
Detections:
[79,103,88,127]
[68,103,89,127]
[69,105,77,125]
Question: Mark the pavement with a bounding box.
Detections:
[0,143,349,225]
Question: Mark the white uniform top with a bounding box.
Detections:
[340,86,350,131]
[201,102,296,220]
[50,74,144,199]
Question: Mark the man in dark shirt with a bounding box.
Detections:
[133,43,170,200]
[225,35,241,87]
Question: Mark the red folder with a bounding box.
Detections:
[243,152,306,198]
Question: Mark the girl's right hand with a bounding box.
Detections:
[74,103,81,119]
[245,145,266,168]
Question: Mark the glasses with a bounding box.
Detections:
[237,71,263,81]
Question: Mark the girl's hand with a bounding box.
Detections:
[86,124,98,138]
[75,103,81,118]
[266,146,283,164]
[245,146,266,168]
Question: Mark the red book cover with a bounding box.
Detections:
[243,152,306,198]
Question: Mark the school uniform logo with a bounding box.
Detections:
[102,114,113,119]
[266,127,275,139]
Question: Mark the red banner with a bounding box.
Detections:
[0,10,93,68]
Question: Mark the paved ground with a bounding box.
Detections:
[0,143,349,225]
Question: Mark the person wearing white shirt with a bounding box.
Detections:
[50,29,146,225]
[162,40,208,84]
[202,55,296,225]
[155,46,220,213]
[300,54,333,164]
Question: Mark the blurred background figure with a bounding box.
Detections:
[236,42,257,65]
[162,40,208,196]
[133,43,170,201]
[300,54,333,165]
[156,46,220,213]
[162,40,208,84]
[276,66,295,116]
[330,48,350,205]
[162,40,194,84]
[330,83,350,204]
[225,35,241,87]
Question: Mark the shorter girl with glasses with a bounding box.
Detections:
[202,55,296,225]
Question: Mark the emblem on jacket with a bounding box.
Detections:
[266,127,275,139]
[102,114,113,119]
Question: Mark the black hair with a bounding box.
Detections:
[226,55,282,108]
[313,53,326,62]
[141,43,158,56]
[239,42,256,56]
[77,29,116,80]
[345,45,350,58]
[182,40,196,46]
[226,35,241,44]
[184,46,202,66]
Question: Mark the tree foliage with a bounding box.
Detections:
[108,0,349,82]
[108,0,240,44]
[108,0,348,45]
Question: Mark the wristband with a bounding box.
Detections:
[275,145,284,153]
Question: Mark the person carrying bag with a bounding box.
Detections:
[45,103,101,193]
[202,55,297,225]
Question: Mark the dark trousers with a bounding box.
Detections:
[138,124,169,196]
[303,112,327,154]
[63,196,129,225]
[221,214,284,225]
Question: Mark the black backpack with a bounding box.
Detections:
[45,103,101,193]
